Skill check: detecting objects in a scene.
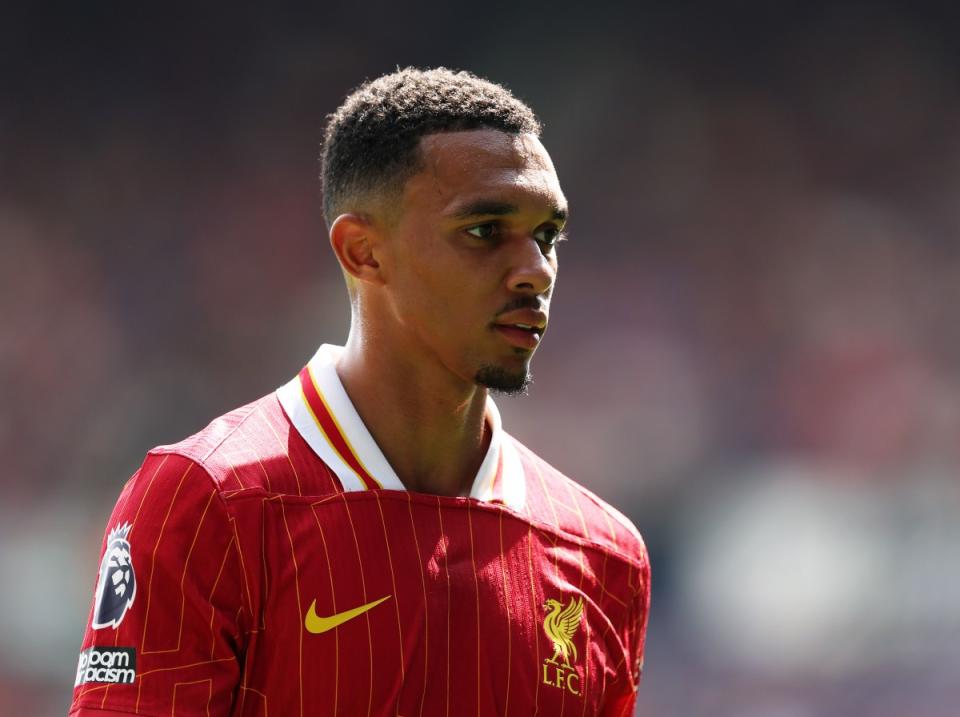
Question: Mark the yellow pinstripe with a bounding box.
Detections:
[373,492,406,681]
[530,461,563,587]
[560,480,594,717]
[136,657,235,714]
[525,521,541,712]
[467,503,482,717]
[436,500,452,717]
[498,510,512,716]
[143,487,216,655]
[596,509,632,603]
[172,678,212,716]
[239,684,269,716]
[260,500,270,630]
[229,464,247,489]
[236,422,274,493]
[207,536,236,660]
[278,498,305,717]
[341,495,375,717]
[227,514,257,631]
[257,404,303,496]
[309,504,340,717]
[406,494,429,717]
[137,460,192,660]
[529,461,571,715]
[116,465,142,518]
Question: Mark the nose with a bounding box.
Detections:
[506,238,555,296]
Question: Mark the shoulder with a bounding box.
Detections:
[508,435,648,569]
[150,391,322,497]
[109,450,224,541]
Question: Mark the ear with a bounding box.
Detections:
[329,213,385,288]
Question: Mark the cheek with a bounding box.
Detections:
[413,264,470,328]
[389,240,461,330]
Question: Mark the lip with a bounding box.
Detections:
[491,309,548,350]
[493,309,548,331]
[494,324,541,350]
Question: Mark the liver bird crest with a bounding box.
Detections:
[542,596,584,668]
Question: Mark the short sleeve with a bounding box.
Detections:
[69,451,247,716]
[631,552,652,687]
[603,540,652,717]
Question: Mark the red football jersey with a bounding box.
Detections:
[70,345,650,716]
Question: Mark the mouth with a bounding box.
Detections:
[493,323,542,350]
[491,308,548,351]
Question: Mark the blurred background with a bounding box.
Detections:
[3,2,959,715]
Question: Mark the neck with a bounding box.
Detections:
[335,329,491,497]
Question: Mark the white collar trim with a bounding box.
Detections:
[277,344,525,509]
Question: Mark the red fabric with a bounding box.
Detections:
[70,392,649,716]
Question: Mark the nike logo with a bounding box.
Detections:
[304,595,391,634]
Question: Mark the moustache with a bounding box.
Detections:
[494,295,546,316]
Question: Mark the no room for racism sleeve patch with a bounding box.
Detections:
[74,646,137,686]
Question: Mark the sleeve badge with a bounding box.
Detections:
[91,522,137,630]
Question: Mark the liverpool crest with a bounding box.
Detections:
[92,522,137,629]
[542,595,584,695]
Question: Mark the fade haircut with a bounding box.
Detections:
[320,67,542,224]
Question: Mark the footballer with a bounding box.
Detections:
[70,67,650,716]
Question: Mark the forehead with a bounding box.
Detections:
[403,129,566,217]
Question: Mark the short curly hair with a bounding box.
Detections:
[320,67,542,224]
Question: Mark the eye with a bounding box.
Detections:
[466,223,498,240]
[534,225,565,247]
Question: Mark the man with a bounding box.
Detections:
[70,67,650,716]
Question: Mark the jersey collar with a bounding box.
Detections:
[277,344,525,509]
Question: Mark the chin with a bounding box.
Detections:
[474,363,532,395]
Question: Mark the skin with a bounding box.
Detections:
[329,129,568,496]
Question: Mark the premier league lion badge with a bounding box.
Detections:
[92,522,137,630]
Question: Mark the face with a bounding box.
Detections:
[378,129,567,393]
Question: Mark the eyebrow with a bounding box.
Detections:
[451,200,568,223]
